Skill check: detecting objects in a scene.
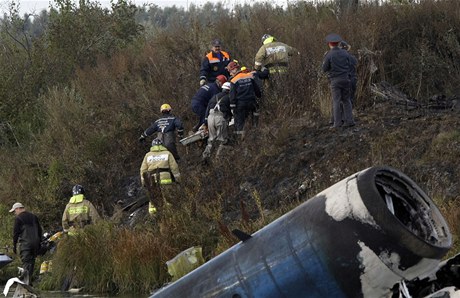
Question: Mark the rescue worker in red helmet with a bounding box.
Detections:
[62,184,100,233]
[228,61,262,138]
[254,34,299,79]
[139,103,184,161]
[199,39,232,86]
[140,139,180,215]
[191,75,227,132]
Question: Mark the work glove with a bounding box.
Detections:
[138,133,146,143]
[200,79,207,86]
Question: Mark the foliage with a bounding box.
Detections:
[0,0,460,294]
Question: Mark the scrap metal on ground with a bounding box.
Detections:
[150,166,456,298]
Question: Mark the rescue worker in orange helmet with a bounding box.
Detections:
[140,139,181,215]
[139,103,184,161]
[199,39,232,86]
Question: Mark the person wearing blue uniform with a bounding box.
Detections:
[322,33,355,129]
[139,104,184,161]
[340,41,358,106]
[199,39,231,86]
[228,61,262,138]
[191,75,227,132]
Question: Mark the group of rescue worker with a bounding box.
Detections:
[139,34,357,219]
[137,32,358,217]
[137,33,301,216]
[7,32,358,284]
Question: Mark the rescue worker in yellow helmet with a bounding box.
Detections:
[140,139,181,215]
[139,103,184,161]
[62,184,100,232]
[228,61,262,138]
[254,34,299,78]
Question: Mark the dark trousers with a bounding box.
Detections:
[234,100,257,134]
[20,248,36,282]
[158,132,180,161]
[330,78,354,128]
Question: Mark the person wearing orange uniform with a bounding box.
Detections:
[228,61,262,138]
[199,39,232,86]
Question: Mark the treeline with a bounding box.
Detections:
[0,0,459,293]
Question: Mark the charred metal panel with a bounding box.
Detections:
[150,166,452,298]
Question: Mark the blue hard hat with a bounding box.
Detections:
[325,33,343,43]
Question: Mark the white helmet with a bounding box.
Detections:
[222,82,231,90]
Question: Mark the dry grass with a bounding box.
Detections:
[1,0,460,293]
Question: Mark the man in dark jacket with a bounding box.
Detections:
[199,39,231,86]
[191,75,227,132]
[322,33,355,129]
[228,61,262,138]
[10,202,42,282]
[139,103,184,161]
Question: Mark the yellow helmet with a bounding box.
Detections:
[160,103,172,113]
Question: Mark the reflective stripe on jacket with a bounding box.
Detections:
[200,51,231,82]
[140,144,180,185]
[230,72,262,106]
[62,194,100,230]
[254,41,297,70]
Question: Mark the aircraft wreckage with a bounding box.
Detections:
[151,166,458,298]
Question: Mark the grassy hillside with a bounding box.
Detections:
[0,0,459,294]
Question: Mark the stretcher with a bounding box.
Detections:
[179,130,208,146]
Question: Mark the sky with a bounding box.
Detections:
[0,0,292,15]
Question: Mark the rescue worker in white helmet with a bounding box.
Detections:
[202,81,233,161]
[139,103,184,161]
[62,184,100,233]
[140,139,181,216]
[199,39,232,86]
[254,34,299,78]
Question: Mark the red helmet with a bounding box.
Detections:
[226,61,240,72]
